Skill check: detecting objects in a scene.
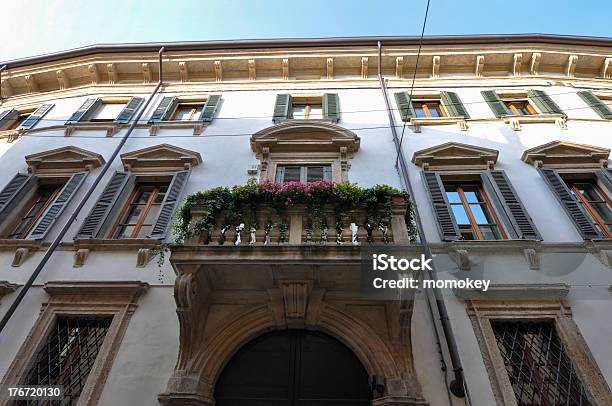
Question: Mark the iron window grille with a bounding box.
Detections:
[492,320,592,406]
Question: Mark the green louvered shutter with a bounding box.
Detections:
[66,98,101,124]
[0,173,35,218]
[528,90,564,115]
[440,91,470,119]
[323,93,340,122]
[75,172,134,239]
[538,168,601,239]
[18,104,54,130]
[0,109,18,129]
[149,171,189,239]
[394,92,415,121]
[577,91,612,119]
[199,95,221,122]
[273,94,292,122]
[148,97,178,123]
[483,170,540,240]
[481,91,508,118]
[421,171,461,241]
[27,172,88,240]
[115,97,144,124]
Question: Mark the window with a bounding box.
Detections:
[22,316,113,404]
[7,112,30,130]
[567,179,612,238]
[444,181,505,240]
[502,98,538,116]
[89,102,126,122]
[110,182,169,238]
[291,101,323,120]
[276,165,332,183]
[492,320,592,406]
[413,100,447,118]
[171,102,204,121]
[6,183,63,239]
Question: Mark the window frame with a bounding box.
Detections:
[412,99,448,118]
[88,101,128,123]
[501,98,539,116]
[275,164,332,183]
[290,96,324,120]
[567,179,612,238]
[5,182,62,239]
[169,101,205,122]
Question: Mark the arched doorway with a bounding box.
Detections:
[215,330,372,405]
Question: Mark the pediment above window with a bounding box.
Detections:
[521,140,610,169]
[25,146,105,175]
[411,142,499,171]
[120,144,202,172]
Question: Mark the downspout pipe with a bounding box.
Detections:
[0,47,165,335]
[376,41,466,398]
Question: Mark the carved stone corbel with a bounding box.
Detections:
[214,61,223,82]
[486,160,495,170]
[410,121,421,133]
[557,116,568,130]
[475,55,484,77]
[149,124,159,136]
[248,59,256,81]
[513,53,523,76]
[431,56,440,78]
[282,59,289,80]
[193,122,204,136]
[73,248,90,268]
[395,56,403,79]
[56,69,70,90]
[361,57,369,79]
[326,58,333,80]
[88,64,100,85]
[599,250,612,269]
[523,248,540,270]
[64,125,76,137]
[451,249,470,271]
[178,61,189,82]
[458,120,469,131]
[12,248,31,267]
[136,248,153,268]
[281,281,311,328]
[601,57,612,79]
[107,63,118,84]
[106,125,119,137]
[530,53,541,75]
[25,75,38,93]
[566,55,578,77]
[508,118,521,131]
[142,63,151,84]
[1,78,13,97]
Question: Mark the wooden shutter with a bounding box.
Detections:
[148,97,178,123]
[440,91,470,119]
[0,173,35,217]
[421,171,461,241]
[27,172,87,240]
[323,93,340,122]
[273,94,292,122]
[0,109,18,129]
[149,171,189,239]
[394,92,415,121]
[199,95,221,122]
[66,98,101,124]
[75,172,133,239]
[596,168,612,193]
[323,166,332,181]
[528,90,564,115]
[18,104,54,130]
[483,170,541,240]
[481,90,507,118]
[577,91,612,119]
[115,97,144,124]
[538,168,601,239]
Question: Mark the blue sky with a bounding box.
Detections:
[2,0,611,61]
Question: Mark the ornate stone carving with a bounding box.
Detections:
[120,143,202,172]
[431,55,440,78]
[282,58,289,80]
[395,56,404,79]
[530,52,541,75]
[411,142,499,171]
[12,248,31,267]
[523,248,540,270]
[214,60,222,82]
[88,64,100,84]
[248,59,256,81]
[521,140,610,168]
[142,62,151,84]
[361,57,369,79]
[326,57,333,80]
[107,63,118,84]
[512,53,523,76]
[26,145,105,175]
[136,248,153,267]
[602,57,612,79]
[475,55,484,77]
[24,75,38,93]
[566,54,578,77]
[73,248,90,268]
[178,61,189,82]
[56,69,70,90]
[452,249,470,271]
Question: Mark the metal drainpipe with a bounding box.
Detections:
[0,47,165,335]
[376,41,466,398]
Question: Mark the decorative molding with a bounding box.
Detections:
[512,53,523,76]
[431,55,440,78]
[602,57,612,79]
[25,145,105,175]
[566,55,578,77]
[475,55,484,77]
[1,78,13,97]
[326,57,333,80]
[214,60,222,82]
[142,62,151,84]
[523,248,540,270]
[411,141,499,171]
[11,247,31,267]
[281,280,310,327]
[73,248,90,268]
[456,283,569,300]
[64,122,118,137]
[178,61,189,82]
[530,52,541,75]
[56,69,70,90]
[361,57,368,79]
[521,140,610,168]
[107,63,117,84]
[88,64,100,85]
[120,143,202,172]
[148,120,205,136]
[395,56,404,79]
[282,58,289,80]
[0,281,19,299]
[248,59,256,81]
[24,75,38,93]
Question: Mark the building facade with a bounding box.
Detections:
[0,34,611,405]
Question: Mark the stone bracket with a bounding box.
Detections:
[451,249,470,271]
[523,248,540,270]
[73,248,91,268]
[598,249,612,268]
[12,248,31,267]
[136,248,154,268]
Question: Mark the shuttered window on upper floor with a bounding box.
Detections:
[273,94,339,122]
[66,97,144,124]
[148,95,221,123]
[394,91,470,121]
[577,91,612,119]
[0,104,55,131]
[482,89,565,118]
[275,165,332,183]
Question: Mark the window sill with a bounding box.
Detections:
[65,122,120,137]
[148,121,208,136]
[0,239,48,268]
[408,116,469,132]
[501,113,567,130]
[274,118,338,125]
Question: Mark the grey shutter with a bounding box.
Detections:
[0,109,18,129]
[394,92,415,121]
[76,172,133,239]
[149,171,189,239]
[115,97,144,124]
[273,94,292,122]
[27,172,87,240]
[323,166,332,181]
[66,98,101,124]
[18,104,54,130]
[199,95,221,122]
[528,90,564,115]
[577,91,612,119]
[481,90,507,118]
[440,91,470,119]
[483,170,541,240]
[275,166,285,183]
[0,173,35,217]
[421,171,461,241]
[149,97,178,123]
[323,93,340,122]
[596,168,612,193]
[538,168,601,239]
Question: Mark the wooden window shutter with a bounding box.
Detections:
[0,173,35,218]
[75,172,134,239]
[66,98,101,124]
[421,171,461,241]
[483,170,541,240]
[115,97,144,124]
[18,104,54,130]
[538,168,601,239]
[27,172,88,240]
[0,109,18,129]
[273,94,292,122]
[577,91,612,119]
[323,93,340,122]
[481,90,507,118]
[199,95,222,122]
[148,97,178,123]
[528,90,564,115]
[394,92,415,121]
[323,166,332,181]
[440,91,470,119]
[595,168,612,193]
[149,171,190,239]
